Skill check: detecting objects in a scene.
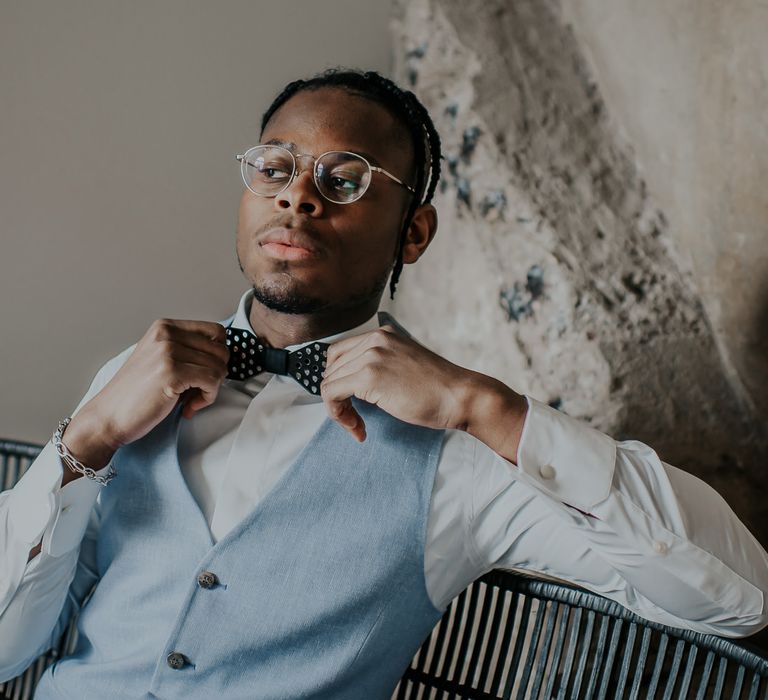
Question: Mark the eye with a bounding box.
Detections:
[329,175,362,192]
[258,161,292,181]
[327,169,364,192]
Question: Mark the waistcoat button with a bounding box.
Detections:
[167,652,188,669]
[197,571,218,589]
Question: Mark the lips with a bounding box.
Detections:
[259,227,320,254]
[258,227,321,260]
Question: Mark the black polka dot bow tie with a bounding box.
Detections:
[224,326,329,395]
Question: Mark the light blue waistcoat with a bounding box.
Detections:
[35,320,447,700]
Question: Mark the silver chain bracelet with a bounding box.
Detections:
[53,417,118,486]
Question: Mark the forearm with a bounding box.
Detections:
[1,350,125,679]
[26,407,115,563]
[1,443,105,680]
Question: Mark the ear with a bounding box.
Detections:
[398,203,438,264]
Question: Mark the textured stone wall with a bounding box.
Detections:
[389,0,767,544]
[561,0,768,430]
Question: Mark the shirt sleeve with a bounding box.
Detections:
[0,345,134,681]
[467,394,768,638]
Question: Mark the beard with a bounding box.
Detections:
[251,279,330,314]
[238,251,392,315]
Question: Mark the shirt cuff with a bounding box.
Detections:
[514,395,617,512]
[9,440,108,558]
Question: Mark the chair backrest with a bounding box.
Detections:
[392,571,768,698]
[2,438,767,699]
[0,439,42,491]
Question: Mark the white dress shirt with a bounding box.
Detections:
[1,288,768,678]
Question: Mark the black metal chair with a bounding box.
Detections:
[2,438,767,699]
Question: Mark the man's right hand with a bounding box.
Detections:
[61,319,230,477]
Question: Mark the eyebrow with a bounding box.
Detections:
[262,138,384,167]
[264,138,297,151]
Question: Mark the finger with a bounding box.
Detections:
[319,384,366,442]
[166,344,229,375]
[174,333,230,366]
[325,325,398,374]
[150,319,230,364]
[321,347,388,385]
[332,398,366,442]
[326,324,396,356]
[152,318,228,342]
[183,391,214,418]
[180,388,201,419]
[165,363,226,414]
[320,372,382,442]
[325,330,375,370]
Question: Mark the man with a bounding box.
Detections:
[1,69,767,698]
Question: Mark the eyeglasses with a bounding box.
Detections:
[235,144,416,204]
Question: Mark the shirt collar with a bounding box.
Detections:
[230,288,383,349]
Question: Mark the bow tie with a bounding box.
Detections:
[224,326,329,395]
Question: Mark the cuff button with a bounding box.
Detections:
[539,464,556,480]
[652,540,669,555]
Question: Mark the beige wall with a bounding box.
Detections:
[0,1,393,443]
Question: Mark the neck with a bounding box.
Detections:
[247,296,380,348]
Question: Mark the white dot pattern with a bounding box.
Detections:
[285,342,330,395]
[225,326,328,395]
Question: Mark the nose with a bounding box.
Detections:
[274,161,324,216]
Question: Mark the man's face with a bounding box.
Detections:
[236,87,416,315]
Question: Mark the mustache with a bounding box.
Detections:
[253,214,321,240]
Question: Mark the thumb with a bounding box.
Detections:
[180,388,207,419]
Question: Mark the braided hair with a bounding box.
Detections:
[260,68,442,299]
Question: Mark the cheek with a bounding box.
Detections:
[237,195,264,232]
[236,197,275,253]
[336,220,401,273]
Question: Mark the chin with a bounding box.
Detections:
[251,281,332,315]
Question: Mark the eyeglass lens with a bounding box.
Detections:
[241,145,372,204]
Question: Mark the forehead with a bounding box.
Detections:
[261,87,413,169]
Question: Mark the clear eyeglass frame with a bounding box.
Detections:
[235,144,416,204]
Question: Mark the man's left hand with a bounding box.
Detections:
[320,325,528,462]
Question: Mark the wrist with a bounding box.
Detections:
[458,373,528,465]
[58,408,118,485]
